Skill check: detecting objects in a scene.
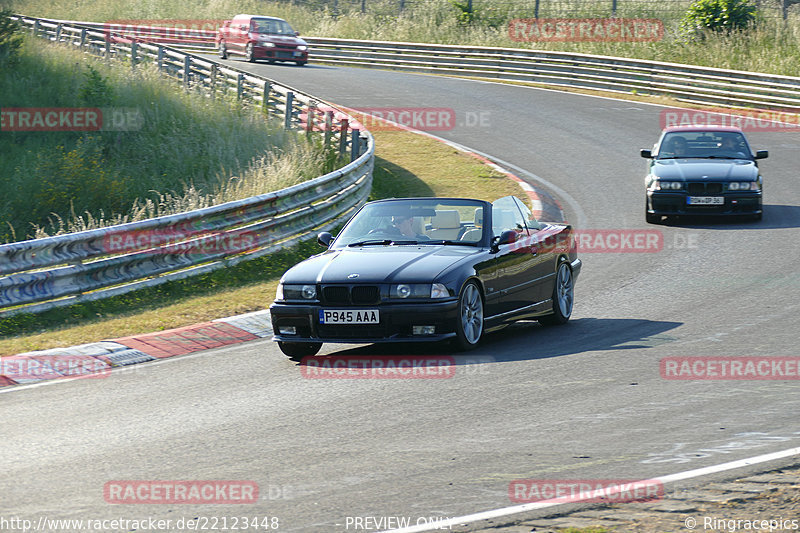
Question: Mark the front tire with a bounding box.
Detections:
[218,41,227,59]
[646,200,660,224]
[278,341,322,361]
[539,261,574,326]
[245,43,255,62]
[453,281,484,351]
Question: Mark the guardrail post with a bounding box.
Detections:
[130,41,138,68]
[104,38,111,60]
[338,118,349,156]
[262,81,271,115]
[306,102,317,137]
[324,111,334,149]
[55,24,62,43]
[237,73,244,100]
[210,63,218,99]
[157,46,165,71]
[183,55,191,87]
[284,92,294,129]
[80,28,87,49]
[350,128,361,162]
[32,19,39,37]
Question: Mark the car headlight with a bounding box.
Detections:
[390,283,430,299]
[296,45,308,51]
[656,181,683,190]
[388,283,450,299]
[277,283,317,301]
[729,182,758,191]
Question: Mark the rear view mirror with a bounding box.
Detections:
[317,232,333,247]
[490,230,517,253]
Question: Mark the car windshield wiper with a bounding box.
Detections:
[417,239,475,246]
[705,155,746,159]
[347,239,393,247]
[347,239,422,247]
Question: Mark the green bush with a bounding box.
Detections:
[0,9,23,67]
[681,0,757,37]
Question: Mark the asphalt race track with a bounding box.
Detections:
[3,58,800,532]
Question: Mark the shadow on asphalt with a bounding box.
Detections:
[656,204,800,230]
[301,317,682,368]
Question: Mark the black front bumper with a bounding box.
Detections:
[647,191,762,216]
[270,299,460,344]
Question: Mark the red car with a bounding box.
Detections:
[217,15,308,65]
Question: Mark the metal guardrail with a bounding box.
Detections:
[1,16,374,317]
[306,38,800,111]
[38,20,800,111]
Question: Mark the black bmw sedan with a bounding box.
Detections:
[641,125,768,223]
[270,196,582,358]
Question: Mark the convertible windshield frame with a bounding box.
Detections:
[331,198,488,250]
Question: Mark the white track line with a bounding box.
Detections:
[382,446,800,533]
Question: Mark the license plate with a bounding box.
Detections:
[688,196,724,205]
[319,309,379,324]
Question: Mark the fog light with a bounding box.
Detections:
[278,326,297,335]
[413,325,436,335]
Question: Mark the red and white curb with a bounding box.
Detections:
[0,310,273,387]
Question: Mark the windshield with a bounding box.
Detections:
[251,18,296,35]
[656,131,752,160]
[332,199,486,249]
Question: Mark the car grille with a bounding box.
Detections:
[687,182,723,195]
[321,285,380,305]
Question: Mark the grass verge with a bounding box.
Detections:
[0,129,522,355]
[0,35,327,243]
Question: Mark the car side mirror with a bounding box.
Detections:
[755,150,768,159]
[640,149,652,158]
[317,232,333,248]
[490,230,517,253]
[294,31,300,36]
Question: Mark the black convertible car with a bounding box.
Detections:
[641,125,768,223]
[270,196,582,358]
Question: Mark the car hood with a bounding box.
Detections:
[652,159,759,180]
[282,245,482,284]
[262,35,307,46]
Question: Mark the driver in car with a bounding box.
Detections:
[719,136,746,157]
[663,136,688,156]
[391,215,429,240]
